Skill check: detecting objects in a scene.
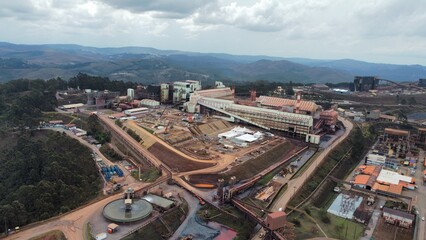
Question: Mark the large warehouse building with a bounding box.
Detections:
[185,91,319,143]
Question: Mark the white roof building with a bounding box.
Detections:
[218,127,254,139]
[236,134,258,142]
[377,169,413,185]
[366,153,386,165]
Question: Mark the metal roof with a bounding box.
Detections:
[142,194,174,209]
[383,207,414,221]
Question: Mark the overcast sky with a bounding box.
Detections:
[1,0,425,65]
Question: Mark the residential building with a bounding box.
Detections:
[382,207,415,228]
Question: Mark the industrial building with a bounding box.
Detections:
[142,194,175,210]
[173,80,201,103]
[366,109,381,120]
[353,76,380,92]
[86,90,120,108]
[354,165,415,195]
[127,88,135,101]
[140,99,160,107]
[256,94,318,116]
[124,107,149,116]
[185,95,317,142]
[160,83,171,103]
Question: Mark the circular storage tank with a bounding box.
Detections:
[103,199,153,223]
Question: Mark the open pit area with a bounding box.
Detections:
[187,140,300,185]
[120,107,296,174]
[148,142,215,172]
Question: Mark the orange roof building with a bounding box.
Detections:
[388,184,403,195]
[256,95,318,115]
[372,183,402,195]
[384,128,410,136]
[362,165,378,175]
[354,175,371,186]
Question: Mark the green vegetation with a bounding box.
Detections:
[43,112,88,130]
[84,222,95,240]
[256,168,282,186]
[124,201,188,240]
[100,145,123,162]
[126,128,142,142]
[198,204,256,240]
[132,168,161,182]
[140,125,154,134]
[115,119,123,127]
[0,79,58,129]
[288,206,364,240]
[289,125,373,208]
[0,79,101,234]
[220,141,293,180]
[29,230,67,240]
[0,131,101,234]
[68,73,136,95]
[87,115,111,144]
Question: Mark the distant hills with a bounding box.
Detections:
[0,42,425,84]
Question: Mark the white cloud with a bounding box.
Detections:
[0,0,426,64]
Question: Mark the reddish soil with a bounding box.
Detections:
[188,174,220,185]
[148,142,215,172]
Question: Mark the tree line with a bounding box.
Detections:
[0,131,100,233]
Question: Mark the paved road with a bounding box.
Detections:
[270,117,353,211]
[169,187,200,240]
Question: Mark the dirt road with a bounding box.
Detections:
[3,182,148,240]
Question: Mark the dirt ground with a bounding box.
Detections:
[187,174,220,185]
[372,217,414,240]
[148,142,215,172]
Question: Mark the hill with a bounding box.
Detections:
[0,42,424,83]
[288,58,426,82]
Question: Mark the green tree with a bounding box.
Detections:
[408,97,416,106]
[286,81,295,96]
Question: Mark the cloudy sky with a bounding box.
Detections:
[1,0,425,65]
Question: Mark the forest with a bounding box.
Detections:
[0,131,101,233]
[0,77,104,234]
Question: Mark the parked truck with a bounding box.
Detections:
[107,223,119,234]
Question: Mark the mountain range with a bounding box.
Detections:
[0,42,425,84]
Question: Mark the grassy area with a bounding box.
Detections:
[140,125,154,134]
[291,151,319,180]
[124,201,188,240]
[123,219,165,240]
[256,168,282,186]
[83,222,95,240]
[287,206,364,240]
[287,210,323,239]
[198,204,256,240]
[29,230,67,240]
[315,209,364,240]
[220,141,294,180]
[99,144,123,162]
[289,126,373,208]
[317,191,339,210]
[131,168,161,182]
